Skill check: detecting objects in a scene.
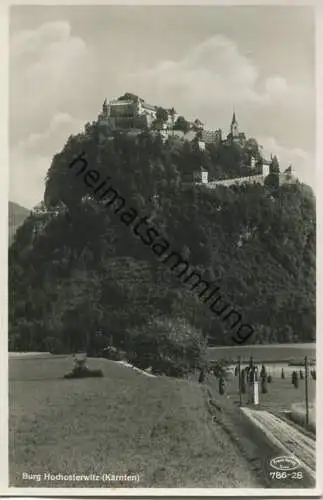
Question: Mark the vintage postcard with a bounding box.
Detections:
[3,1,321,496]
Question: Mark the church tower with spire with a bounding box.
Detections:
[226,110,246,146]
[231,111,239,140]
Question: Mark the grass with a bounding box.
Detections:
[207,343,316,364]
[289,403,316,433]
[9,355,260,488]
[207,368,316,413]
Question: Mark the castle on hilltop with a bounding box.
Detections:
[96,94,297,188]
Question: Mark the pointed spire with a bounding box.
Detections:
[231,110,237,126]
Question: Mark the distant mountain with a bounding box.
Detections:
[9,201,30,245]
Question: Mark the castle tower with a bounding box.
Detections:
[231,111,239,139]
[102,98,108,116]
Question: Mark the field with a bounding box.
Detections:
[208,364,316,414]
[9,355,260,488]
[207,343,316,364]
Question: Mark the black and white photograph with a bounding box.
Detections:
[7,3,317,494]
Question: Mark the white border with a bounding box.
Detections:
[1,0,322,497]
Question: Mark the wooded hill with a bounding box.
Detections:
[9,201,30,246]
[9,121,315,370]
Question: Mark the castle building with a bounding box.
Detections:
[96,96,297,189]
[202,129,222,144]
[98,94,158,131]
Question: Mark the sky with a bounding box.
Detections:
[9,5,315,208]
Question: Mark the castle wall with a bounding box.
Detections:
[206,174,266,189]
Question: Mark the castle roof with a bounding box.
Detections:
[231,111,238,125]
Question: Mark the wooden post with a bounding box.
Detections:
[238,356,242,407]
[305,355,309,428]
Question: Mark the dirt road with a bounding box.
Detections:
[241,407,315,479]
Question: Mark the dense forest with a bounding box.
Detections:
[9,119,315,373]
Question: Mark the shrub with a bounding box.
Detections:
[299,369,304,380]
[260,364,267,379]
[261,378,268,393]
[127,317,207,378]
[281,368,285,379]
[173,116,190,133]
[101,346,123,361]
[43,336,65,354]
[292,370,299,388]
[210,359,230,379]
[86,331,109,357]
[240,369,246,394]
[198,369,205,384]
[267,375,272,383]
[64,357,104,379]
[311,370,316,380]
[234,365,238,376]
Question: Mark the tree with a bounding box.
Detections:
[240,369,246,393]
[260,364,267,380]
[168,107,176,128]
[118,92,140,101]
[219,376,225,394]
[127,317,207,377]
[292,370,299,388]
[261,377,268,393]
[174,116,190,133]
[192,118,204,131]
[156,107,169,123]
[270,155,280,174]
[244,138,259,155]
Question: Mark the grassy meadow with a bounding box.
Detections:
[9,355,260,488]
[207,343,316,364]
[208,364,316,413]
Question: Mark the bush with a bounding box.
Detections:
[267,375,272,383]
[292,370,299,388]
[260,364,267,379]
[261,378,268,393]
[127,317,207,378]
[210,359,230,379]
[173,116,190,133]
[281,368,285,379]
[43,336,66,354]
[198,369,205,384]
[240,369,246,394]
[64,368,103,379]
[101,346,123,361]
[299,369,304,380]
[311,369,316,380]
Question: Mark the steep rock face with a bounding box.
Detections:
[9,202,30,246]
